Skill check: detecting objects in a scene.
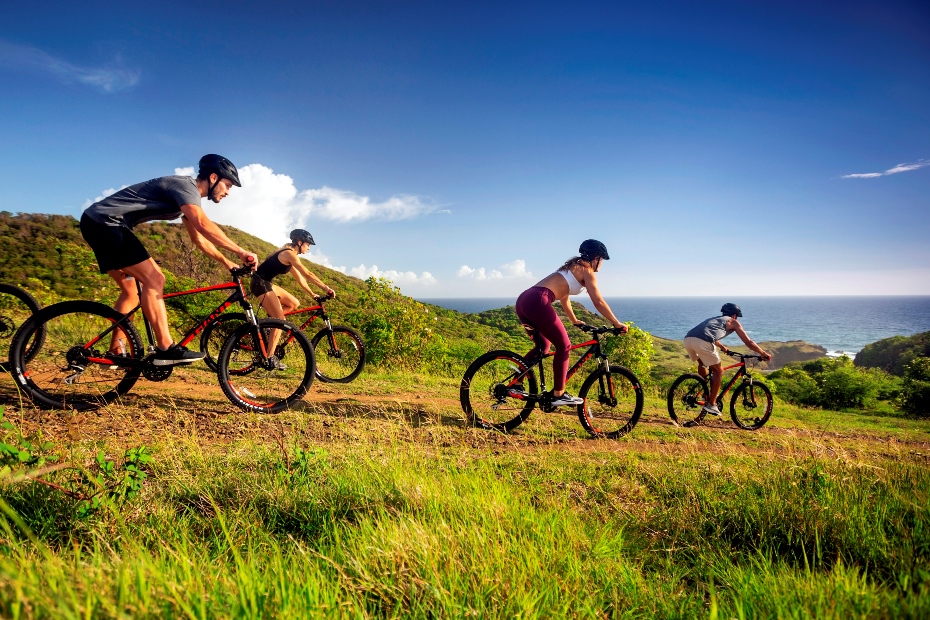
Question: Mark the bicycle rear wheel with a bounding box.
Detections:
[577,365,644,439]
[0,283,45,372]
[311,326,365,383]
[9,301,143,410]
[730,380,773,430]
[459,350,537,432]
[667,373,708,427]
[200,312,248,372]
[217,318,315,413]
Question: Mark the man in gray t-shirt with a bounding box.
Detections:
[683,303,771,418]
[79,154,258,366]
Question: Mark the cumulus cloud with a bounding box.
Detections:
[842,159,929,179]
[457,259,533,281]
[192,163,444,243]
[0,38,139,93]
[349,264,437,285]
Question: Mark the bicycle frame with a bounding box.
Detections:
[83,273,262,369]
[509,333,608,403]
[705,359,753,406]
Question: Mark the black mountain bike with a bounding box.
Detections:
[460,324,644,439]
[201,292,365,383]
[1,283,45,373]
[667,351,773,430]
[9,266,315,413]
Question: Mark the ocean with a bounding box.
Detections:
[416,296,930,357]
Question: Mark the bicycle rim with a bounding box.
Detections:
[312,326,365,383]
[577,366,643,439]
[11,301,142,409]
[730,381,773,430]
[667,373,708,427]
[218,319,315,413]
[460,351,537,432]
[0,284,44,371]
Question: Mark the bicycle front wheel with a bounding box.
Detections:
[667,373,709,427]
[730,380,773,430]
[9,301,143,410]
[0,283,45,371]
[577,365,644,439]
[459,350,537,432]
[311,326,365,383]
[200,312,248,372]
[217,318,315,413]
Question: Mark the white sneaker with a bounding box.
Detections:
[702,404,722,416]
[550,391,584,407]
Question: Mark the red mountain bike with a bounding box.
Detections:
[460,324,644,439]
[200,292,365,383]
[667,351,773,430]
[9,266,315,413]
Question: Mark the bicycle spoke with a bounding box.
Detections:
[460,351,537,432]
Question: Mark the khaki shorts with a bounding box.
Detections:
[684,336,721,366]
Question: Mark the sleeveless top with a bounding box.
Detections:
[255,249,292,282]
[557,269,585,295]
[686,316,734,343]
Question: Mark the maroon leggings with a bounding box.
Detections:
[515,286,571,392]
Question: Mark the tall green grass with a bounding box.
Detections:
[1,434,927,618]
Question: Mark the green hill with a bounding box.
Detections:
[855,330,930,376]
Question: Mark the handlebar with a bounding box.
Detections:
[230,265,255,277]
[726,350,763,361]
[313,291,336,303]
[577,324,626,336]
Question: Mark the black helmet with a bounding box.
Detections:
[721,303,742,317]
[198,154,241,187]
[289,229,315,245]
[579,239,610,261]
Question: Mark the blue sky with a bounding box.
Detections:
[1,0,928,297]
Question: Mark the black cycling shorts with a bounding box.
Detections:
[250,274,275,298]
[80,213,151,274]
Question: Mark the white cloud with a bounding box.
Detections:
[349,264,437,285]
[842,159,929,179]
[457,259,533,281]
[0,38,139,93]
[195,163,442,243]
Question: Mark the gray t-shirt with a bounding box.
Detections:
[686,315,734,343]
[83,176,201,229]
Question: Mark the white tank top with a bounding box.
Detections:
[557,269,585,295]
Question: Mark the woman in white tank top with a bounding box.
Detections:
[514,240,628,407]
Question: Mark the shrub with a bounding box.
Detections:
[768,366,820,406]
[901,357,930,417]
[601,323,654,381]
[768,356,899,411]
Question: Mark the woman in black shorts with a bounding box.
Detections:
[251,229,336,361]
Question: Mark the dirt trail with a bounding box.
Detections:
[1,372,927,463]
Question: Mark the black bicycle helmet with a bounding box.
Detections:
[198,154,241,186]
[289,229,315,245]
[579,239,610,261]
[721,302,743,317]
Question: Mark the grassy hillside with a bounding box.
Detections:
[856,330,930,376]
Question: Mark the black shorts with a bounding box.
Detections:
[80,213,151,274]
[250,274,275,298]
